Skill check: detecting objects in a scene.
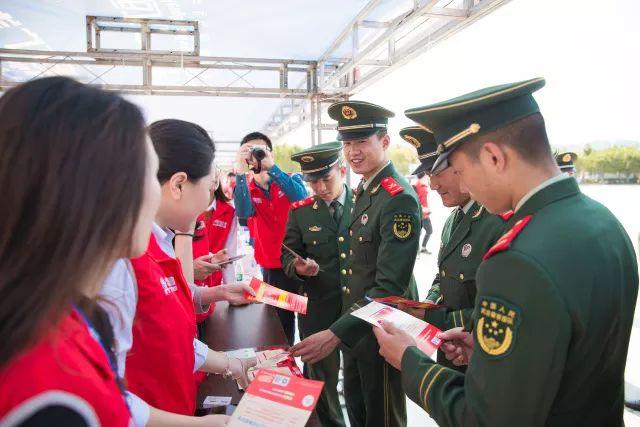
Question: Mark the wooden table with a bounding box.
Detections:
[196,301,321,426]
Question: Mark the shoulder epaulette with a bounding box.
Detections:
[291,196,315,210]
[500,210,514,221]
[483,215,532,260]
[380,177,404,196]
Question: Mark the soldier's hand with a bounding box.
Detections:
[293,257,320,276]
[438,327,473,366]
[396,303,425,320]
[289,330,340,364]
[373,320,416,370]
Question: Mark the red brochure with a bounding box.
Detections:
[244,277,308,314]
[228,369,324,427]
[374,295,443,310]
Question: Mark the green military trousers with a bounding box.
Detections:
[342,332,406,427]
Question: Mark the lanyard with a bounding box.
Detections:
[73,305,130,412]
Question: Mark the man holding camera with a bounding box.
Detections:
[233,131,308,345]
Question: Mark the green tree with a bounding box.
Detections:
[273,144,304,173]
[387,146,417,175]
[576,146,640,174]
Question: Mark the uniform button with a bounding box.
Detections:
[338,236,344,242]
[348,269,352,275]
[340,253,346,259]
[341,269,347,275]
[342,286,347,293]
[346,288,351,294]
[350,249,353,255]
[441,270,446,277]
[358,237,363,242]
[349,230,353,236]
[459,273,464,280]
[313,240,317,245]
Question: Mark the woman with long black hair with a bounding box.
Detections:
[0,77,153,426]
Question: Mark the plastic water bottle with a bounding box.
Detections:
[235,261,244,282]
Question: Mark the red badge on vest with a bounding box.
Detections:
[483,215,532,260]
[380,177,404,196]
[292,196,315,210]
[500,210,514,221]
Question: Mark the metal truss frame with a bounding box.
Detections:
[0,1,512,144]
[264,0,513,144]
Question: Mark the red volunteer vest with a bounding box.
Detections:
[248,178,292,269]
[127,235,197,415]
[0,310,131,426]
[193,200,236,324]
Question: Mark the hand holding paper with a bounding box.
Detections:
[352,301,442,362]
[243,277,308,314]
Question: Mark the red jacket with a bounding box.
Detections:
[247,179,292,269]
[0,309,131,426]
[413,181,430,219]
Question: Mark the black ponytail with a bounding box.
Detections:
[149,119,215,183]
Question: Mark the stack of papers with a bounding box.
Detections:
[228,369,324,427]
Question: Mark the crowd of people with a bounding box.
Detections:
[0,75,637,427]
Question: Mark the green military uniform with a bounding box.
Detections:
[399,78,638,425]
[327,101,421,427]
[282,141,349,427]
[400,126,507,372]
[556,151,578,174]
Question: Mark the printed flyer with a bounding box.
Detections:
[351,301,443,358]
[244,277,308,314]
[228,369,324,427]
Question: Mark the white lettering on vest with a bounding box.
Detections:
[160,276,178,295]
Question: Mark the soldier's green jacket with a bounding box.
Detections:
[401,177,638,426]
[424,202,506,331]
[281,185,353,334]
[330,162,420,348]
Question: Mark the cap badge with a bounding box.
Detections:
[404,135,421,149]
[461,243,472,258]
[562,153,572,162]
[341,105,358,120]
[301,155,315,163]
[309,225,322,232]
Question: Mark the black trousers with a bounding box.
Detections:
[261,267,300,345]
[421,217,433,248]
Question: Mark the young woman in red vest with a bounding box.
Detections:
[192,168,238,324]
[0,77,151,426]
[123,119,254,416]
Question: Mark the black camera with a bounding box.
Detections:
[250,146,267,162]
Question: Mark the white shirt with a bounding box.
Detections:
[323,184,347,209]
[514,174,570,212]
[99,223,212,426]
[461,198,475,214]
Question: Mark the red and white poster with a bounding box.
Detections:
[228,369,324,427]
[351,301,443,358]
[244,277,308,314]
